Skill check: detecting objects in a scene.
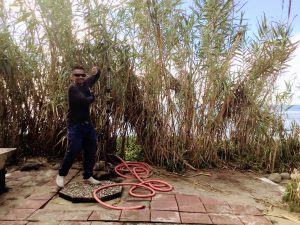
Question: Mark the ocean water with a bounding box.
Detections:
[283,105,300,131]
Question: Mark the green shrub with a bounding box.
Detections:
[282,169,300,212]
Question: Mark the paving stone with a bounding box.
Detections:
[27,192,56,200]
[28,223,51,225]
[200,196,228,205]
[59,222,92,225]
[91,223,123,225]
[150,199,178,211]
[152,193,175,201]
[0,221,28,225]
[6,180,23,187]
[28,209,92,221]
[175,193,196,199]
[9,171,28,179]
[209,214,243,225]
[151,210,181,223]
[61,211,94,221]
[120,208,150,222]
[27,222,59,225]
[204,204,232,214]
[0,209,36,220]
[180,212,213,224]
[42,183,60,193]
[229,204,262,216]
[126,196,151,201]
[176,194,206,212]
[239,215,273,225]
[15,199,49,209]
[121,200,150,209]
[88,210,121,221]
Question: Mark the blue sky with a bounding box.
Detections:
[240,0,300,35]
[240,0,300,105]
[183,0,300,104]
[239,0,300,104]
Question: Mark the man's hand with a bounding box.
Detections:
[89,88,94,94]
[91,66,99,76]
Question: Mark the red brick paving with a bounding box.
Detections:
[205,203,233,214]
[122,200,150,208]
[209,214,244,225]
[180,212,213,224]
[6,180,24,187]
[152,193,176,201]
[0,209,36,221]
[90,222,123,225]
[59,222,92,225]
[151,198,178,211]
[0,222,28,225]
[176,194,206,213]
[88,210,121,221]
[200,196,228,205]
[28,209,92,221]
[0,171,274,225]
[15,199,49,209]
[151,210,181,223]
[27,192,56,200]
[120,208,150,222]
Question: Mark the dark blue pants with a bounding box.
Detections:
[59,122,97,179]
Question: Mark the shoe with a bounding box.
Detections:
[85,176,101,185]
[56,175,65,188]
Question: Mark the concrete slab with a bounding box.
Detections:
[120,208,150,222]
[88,210,121,221]
[151,210,181,223]
[28,209,93,221]
[150,198,178,211]
[209,213,244,225]
[0,208,36,220]
[180,212,213,224]
[0,148,16,169]
[176,194,206,212]
[0,221,28,225]
[0,148,17,193]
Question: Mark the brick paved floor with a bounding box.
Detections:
[0,169,274,225]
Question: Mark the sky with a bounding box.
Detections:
[235,0,300,104]
[240,0,300,34]
[183,0,300,104]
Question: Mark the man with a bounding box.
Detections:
[56,65,101,188]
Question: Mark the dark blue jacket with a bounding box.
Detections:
[67,71,100,126]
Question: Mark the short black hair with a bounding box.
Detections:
[72,65,85,71]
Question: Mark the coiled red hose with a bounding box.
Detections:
[93,156,173,210]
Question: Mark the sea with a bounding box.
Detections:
[283,105,300,131]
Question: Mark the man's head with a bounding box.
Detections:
[72,65,86,84]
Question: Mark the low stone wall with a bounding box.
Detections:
[0,148,16,194]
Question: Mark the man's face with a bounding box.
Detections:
[72,68,86,84]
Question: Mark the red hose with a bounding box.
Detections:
[93,156,173,210]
